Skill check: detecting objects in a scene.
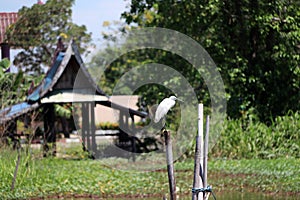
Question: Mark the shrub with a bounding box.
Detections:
[95,122,119,130]
[211,111,300,159]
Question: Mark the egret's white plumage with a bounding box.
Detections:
[154,96,179,123]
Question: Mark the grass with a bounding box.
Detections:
[214,158,300,193]
[0,144,299,199]
[176,158,300,195]
[0,147,171,199]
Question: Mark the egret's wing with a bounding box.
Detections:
[154,105,168,123]
[154,98,175,123]
[148,104,158,120]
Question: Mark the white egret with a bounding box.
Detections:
[154,96,183,123]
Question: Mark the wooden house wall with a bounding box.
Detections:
[53,56,93,90]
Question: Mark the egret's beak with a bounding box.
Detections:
[177,98,184,102]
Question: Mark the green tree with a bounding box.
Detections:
[91,24,209,112]
[119,0,300,121]
[5,0,92,75]
[0,59,42,109]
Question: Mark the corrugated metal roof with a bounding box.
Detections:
[0,12,18,44]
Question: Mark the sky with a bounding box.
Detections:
[0,0,130,67]
[0,0,130,45]
[0,0,129,40]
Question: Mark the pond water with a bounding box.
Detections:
[71,190,297,200]
[206,191,296,200]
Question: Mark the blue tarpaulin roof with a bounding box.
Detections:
[27,52,65,102]
[0,52,64,123]
[0,102,39,123]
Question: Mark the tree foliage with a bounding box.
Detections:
[6,0,92,75]
[90,24,212,123]
[112,0,300,121]
[0,59,42,109]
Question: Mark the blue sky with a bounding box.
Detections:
[0,0,130,64]
[0,0,129,42]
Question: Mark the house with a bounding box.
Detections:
[0,1,44,60]
[95,95,141,124]
[0,40,147,158]
[0,12,18,60]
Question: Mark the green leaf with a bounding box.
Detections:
[0,58,10,70]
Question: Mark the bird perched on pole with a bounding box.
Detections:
[154,96,183,123]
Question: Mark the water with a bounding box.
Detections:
[71,190,298,200]
[211,191,298,200]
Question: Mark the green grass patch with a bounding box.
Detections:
[209,158,300,193]
[175,158,300,195]
[0,148,171,199]
[1,145,299,199]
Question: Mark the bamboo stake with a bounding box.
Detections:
[164,130,176,200]
[203,115,210,188]
[199,104,204,200]
[192,104,204,200]
[198,104,204,173]
[192,135,203,200]
[203,115,210,200]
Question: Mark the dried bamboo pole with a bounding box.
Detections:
[203,115,210,200]
[192,104,204,200]
[203,115,210,187]
[164,130,176,200]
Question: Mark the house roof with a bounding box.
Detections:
[27,40,107,103]
[41,89,108,103]
[0,40,147,124]
[0,12,18,44]
[37,0,44,5]
[0,102,39,124]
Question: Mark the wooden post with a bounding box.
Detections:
[119,111,125,143]
[81,103,87,150]
[1,43,10,60]
[81,111,85,151]
[43,104,56,157]
[130,113,136,161]
[86,103,91,151]
[90,102,96,156]
[203,115,210,189]
[192,104,204,200]
[5,118,18,149]
[164,130,176,200]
